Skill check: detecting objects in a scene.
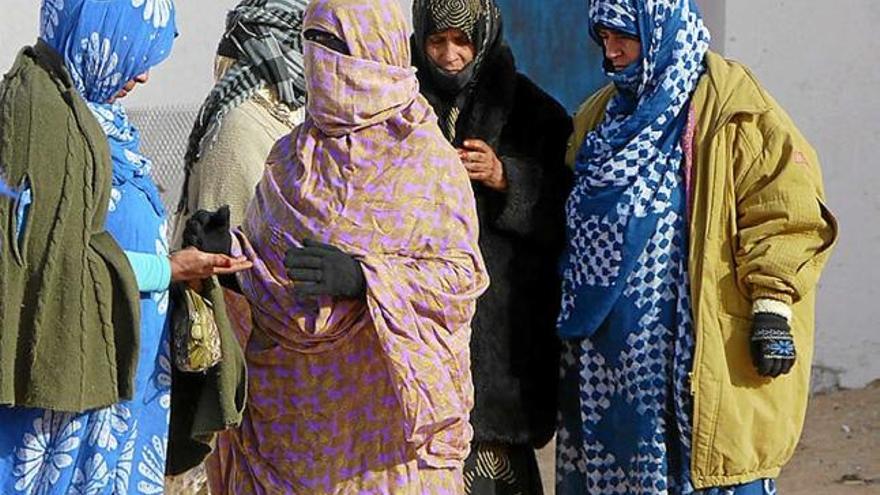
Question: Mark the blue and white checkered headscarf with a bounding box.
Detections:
[39,0,178,216]
[558,0,710,338]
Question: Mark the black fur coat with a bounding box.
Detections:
[415,41,573,447]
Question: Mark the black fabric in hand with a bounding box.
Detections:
[284,239,366,299]
[183,206,232,256]
[182,206,242,293]
[750,312,797,378]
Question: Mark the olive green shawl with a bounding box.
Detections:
[0,42,142,413]
[1,44,248,473]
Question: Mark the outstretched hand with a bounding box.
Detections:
[170,247,252,283]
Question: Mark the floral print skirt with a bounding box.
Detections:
[0,320,171,495]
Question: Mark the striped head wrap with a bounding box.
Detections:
[178,0,307,215]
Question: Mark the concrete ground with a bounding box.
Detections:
[537,382,880,494]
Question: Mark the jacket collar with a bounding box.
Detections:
[691,51,773,137]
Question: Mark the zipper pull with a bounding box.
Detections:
[689,372,696,396]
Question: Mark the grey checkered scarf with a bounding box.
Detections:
[412,0,502,140]
[179,0,307,214]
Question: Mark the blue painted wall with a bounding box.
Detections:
[496,0,607,113]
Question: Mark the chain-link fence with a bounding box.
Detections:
[129,106,200,213]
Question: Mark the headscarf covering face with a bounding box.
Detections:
[237,0,487,466]
[301,0,416,136]
[179,0,308,214]
[557,0,710,337]
[40,0,178,217]
[412,0,502,95]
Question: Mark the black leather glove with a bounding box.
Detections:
[751,312,796,378]
[284,239,366,299]
[182,206,232,256]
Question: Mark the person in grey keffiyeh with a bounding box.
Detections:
[178,0,307,216]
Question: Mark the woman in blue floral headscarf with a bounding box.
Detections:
[0,1,250,493]
[555,0,836,493]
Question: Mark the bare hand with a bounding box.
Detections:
[458,139,507,192]
[169,247,253,283]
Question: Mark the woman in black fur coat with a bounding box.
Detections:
[412,1,574,493]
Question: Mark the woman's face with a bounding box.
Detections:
[425,28,475,74]
[108,72,150,103]
[596,26,641,71]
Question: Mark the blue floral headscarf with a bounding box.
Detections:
[40,0,177,103]
[39,0,178,216]
[558,0,710,337]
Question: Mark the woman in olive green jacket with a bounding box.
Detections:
[556,1,836,493]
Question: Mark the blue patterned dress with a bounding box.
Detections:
[0,1,177,493]
[555,1,775,494]
[0,108,173,495]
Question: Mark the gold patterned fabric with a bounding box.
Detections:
[207,0,488,492]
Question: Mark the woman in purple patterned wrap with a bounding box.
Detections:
[184,0,489,493]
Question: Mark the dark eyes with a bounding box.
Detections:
[427,35,470,46]
[425,32,471,46]
[306,33,333,43]
[597,30,638,43]
[303,29,351,56]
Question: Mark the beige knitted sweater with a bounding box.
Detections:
[172,88,304,247]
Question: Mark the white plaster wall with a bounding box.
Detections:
[722,0,880,388]
[697,0,724,52]
[0,2,40,76]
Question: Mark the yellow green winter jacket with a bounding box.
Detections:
[567,51,838,488]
